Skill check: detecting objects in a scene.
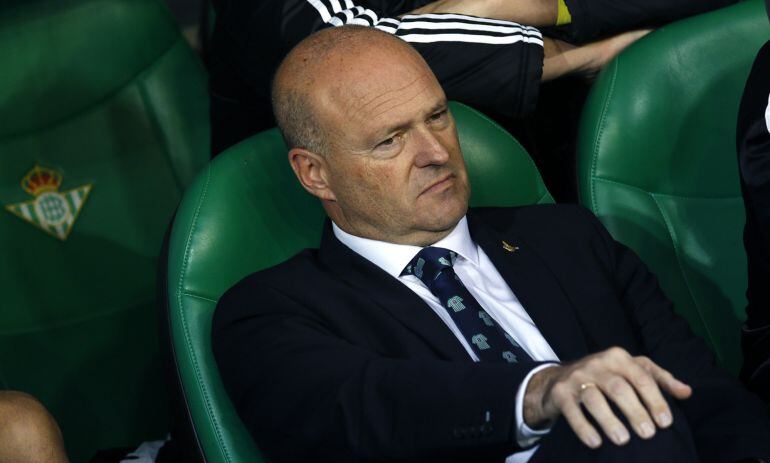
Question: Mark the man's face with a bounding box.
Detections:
[314,49,471,245]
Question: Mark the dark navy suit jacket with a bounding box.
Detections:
[213,205,770,462]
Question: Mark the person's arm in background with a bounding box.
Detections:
[407,0,736,43]
[407,0,650,82]
[407,0,559,26]
[540,30,649,81]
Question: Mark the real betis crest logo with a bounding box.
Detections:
[5,165,92,241]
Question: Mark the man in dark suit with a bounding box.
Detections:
[737,0,770,402]
[213,25,770,462]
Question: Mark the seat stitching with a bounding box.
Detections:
[593,177,742,200]
[649,193,723,365]
[175,166,234,463]
[181,292,219,304]
[590,60,619,215]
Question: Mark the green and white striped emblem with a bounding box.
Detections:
[4,165,92,241]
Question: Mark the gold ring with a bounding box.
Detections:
[580,382,597,392]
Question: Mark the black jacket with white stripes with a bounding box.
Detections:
[208,0,545,153]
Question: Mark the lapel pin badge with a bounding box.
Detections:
[502,240,519,253]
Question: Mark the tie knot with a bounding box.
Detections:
[401,246,457,283]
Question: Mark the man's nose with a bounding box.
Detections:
[413,128,451,167]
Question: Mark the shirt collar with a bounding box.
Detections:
[332,216,479,278]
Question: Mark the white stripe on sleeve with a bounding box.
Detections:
[377,17,401,27]
[399,12,541,32]
[375,24,398,33]
[306,0,332,22]
[303,1,543,48]
[329,0,343,13]
[396,20,541,37]
[398,32,543,46]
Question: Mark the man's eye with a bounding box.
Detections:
[372,133,404,158]
[428,110,447,122]
[376,134,402,150]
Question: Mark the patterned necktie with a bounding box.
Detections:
[402,246,532,363]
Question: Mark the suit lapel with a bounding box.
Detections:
[468,211,589,362]
[318,222,471,362]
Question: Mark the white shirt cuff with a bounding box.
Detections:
[514,363,559,448]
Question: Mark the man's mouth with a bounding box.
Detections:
[420,173,454,196]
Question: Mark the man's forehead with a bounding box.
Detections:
[322,58,440,116]
[345,73,436,117]
[298,38,445,143]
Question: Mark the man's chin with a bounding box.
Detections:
[421,204,468,233]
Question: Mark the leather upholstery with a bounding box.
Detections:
[165,102,552,462]
[0,0,209,460]
[577,0,770,374]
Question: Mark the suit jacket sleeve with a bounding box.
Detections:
[582,207,770,461]
[213,273,549,462]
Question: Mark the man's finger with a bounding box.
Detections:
[600,375,656,440]
[580,385,630,446]
[637,356,693,400]
[625,360,674,429]
[561,399,603,449]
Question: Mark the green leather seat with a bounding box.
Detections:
[0,0,209,460]
[577,0,770,375]
[164,101,552,463]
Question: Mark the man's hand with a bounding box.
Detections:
[524,347,692,448]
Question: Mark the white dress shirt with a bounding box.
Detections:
[333,217,560,462]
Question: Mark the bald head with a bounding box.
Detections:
[276,25,467,245]
[271,26,431,154]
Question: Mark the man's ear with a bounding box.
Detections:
[288,148,337,201]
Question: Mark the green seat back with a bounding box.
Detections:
[577,0,770,374]
[166,102,552,463]
[0,0,209,460]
